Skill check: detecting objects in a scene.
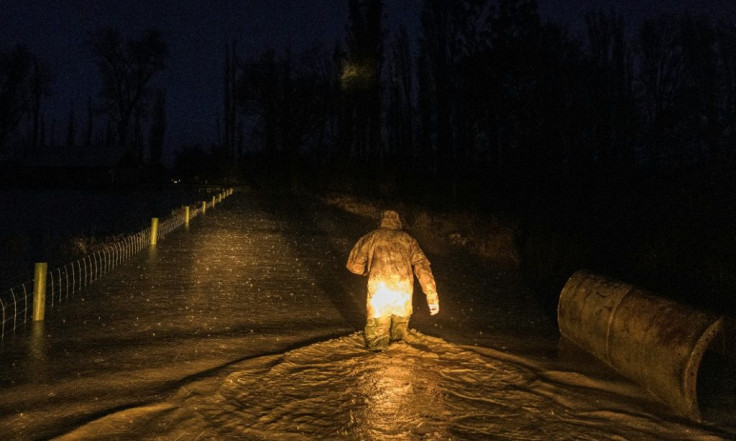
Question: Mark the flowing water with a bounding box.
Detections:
[0,190,734,440]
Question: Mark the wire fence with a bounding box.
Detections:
[0,188,233,340]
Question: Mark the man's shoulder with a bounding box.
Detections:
[375,228,417,242]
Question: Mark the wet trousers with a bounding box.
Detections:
[364,314,410,351]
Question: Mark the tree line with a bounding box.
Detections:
[216,0,736,209]
[3,0,736,204]
[0,28,167,169]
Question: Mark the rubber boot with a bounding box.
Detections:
[364,316,391,351]
[390,315,411,342]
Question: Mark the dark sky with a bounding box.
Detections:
[3,0,734,162]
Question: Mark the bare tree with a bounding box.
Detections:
[223,42,238,158]
[148,89,166,166]
[679,15,723,163]
[65,105,76,147]
[30,57,52,149]
[635,15,687,167]
[386,27,414,170]
[418,0,488,192]
[584,8,636,173]
[89,27,167,153]
[718,23,736,162]
[343,0,384,166]
[0,45,50,156]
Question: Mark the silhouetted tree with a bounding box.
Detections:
[0,45,49,156]
[148,89,166,166]
[236,46,334,183]
[418,0,489,197]
[386,27,414,171]
[485,0,547,186]
[418,0,452,180]
[342,0,384,166]
[224,41,238,158]
[634,14,685,168]
[65,106,76,147]
[30,57,52,149]
[718,22,736,163]
[583,9,636,176]
[84,96,93,147]
[88,27,167,152]
[679,15,724,164]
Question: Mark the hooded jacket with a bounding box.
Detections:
[347,210,438,318]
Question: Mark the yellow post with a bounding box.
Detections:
[185,206,190,226]
[212,195,216,208]
[150,217,159,245]
[32,262,47,321]
[202,200,207,214]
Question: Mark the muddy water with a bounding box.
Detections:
[1,190,734,440]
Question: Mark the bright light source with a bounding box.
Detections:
[369,282,410,318]
[340,61,375,89]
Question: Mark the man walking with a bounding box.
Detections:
[347,210,440,351]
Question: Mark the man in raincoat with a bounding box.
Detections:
[347,210,440,351]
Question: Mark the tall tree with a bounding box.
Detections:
[30,57,52,149]
[717,22,736,163]
[84,96,94,147]
[89,27,167,152]
[223,41,238,158]
[418,0,452,178]
[386,27,414,171]
[679,15,722,163]
[148,89,166,166]
[418,0,489,193]
[65,105,76,147]
[584,8,636,174]
[635,15,687,167]
[236,46,333,182]
[0,46,39,155]
[343,0,384,166]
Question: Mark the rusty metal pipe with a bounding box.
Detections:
[558,270,723,421]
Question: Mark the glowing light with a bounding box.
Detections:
[340,61,375,89]
[369,282,410,318]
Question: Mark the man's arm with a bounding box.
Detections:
[346,234,370,275]
[411,241,440,315]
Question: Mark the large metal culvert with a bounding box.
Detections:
[558,270,724,421]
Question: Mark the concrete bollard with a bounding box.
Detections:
[558,270,724,421]
[150,217,159,245]
[32,262,47,321]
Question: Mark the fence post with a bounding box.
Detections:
[32,262,47,321]
[185,206,190,226]
[150,217,159,245]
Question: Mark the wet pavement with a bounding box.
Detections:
[0,190,733,440]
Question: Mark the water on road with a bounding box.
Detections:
[0,190,734,440]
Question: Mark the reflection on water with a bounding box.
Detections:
[183,332,725,440]
[698,350,736,425]
[356,341,445,439]
[27,321,49,383]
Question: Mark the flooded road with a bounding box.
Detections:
[0,190,734,440]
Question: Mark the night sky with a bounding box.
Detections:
[3,0,735,163]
